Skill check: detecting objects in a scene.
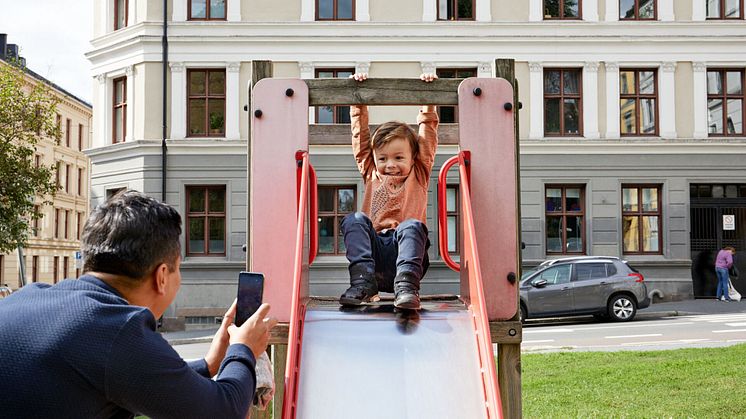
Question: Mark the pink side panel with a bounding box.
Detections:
[250,79,309,323]
[458,78,519,321]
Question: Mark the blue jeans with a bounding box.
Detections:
[716,267,730,300]
[341,212,430,292]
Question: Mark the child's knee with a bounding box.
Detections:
[342,212,371,229]
[397,219,428,235]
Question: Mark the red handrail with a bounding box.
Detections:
[437,155,461,272]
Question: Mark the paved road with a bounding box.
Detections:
[522,312,746,352]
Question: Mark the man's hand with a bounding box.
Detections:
[228,303,278,358]
[204,299,238,376]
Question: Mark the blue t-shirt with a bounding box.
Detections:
[0,275,256,419]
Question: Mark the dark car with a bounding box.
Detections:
[520,257,650,322]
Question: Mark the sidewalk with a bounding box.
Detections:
[161,298,746,345]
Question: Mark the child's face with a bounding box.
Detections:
[373,137,414,177]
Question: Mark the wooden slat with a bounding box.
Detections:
[305,78,463,106]
[498,343,522,419]
[308,123,459,145]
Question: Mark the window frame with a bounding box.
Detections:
[78,123,84,150]
[707,0,744,19]
[437,0,476,21]
[187,69,226,137]
[54,208,60,239]
[543,0,583,20]
[112,77,127,144]
[53,256,59,284]
[114,0,128,30]
[64,164,70,193]
[543,67,584,137]
[619,68,659,137]
[32,256,38,283]
[185,185,227,257]
[188,0,228,21]
[77,211,83,240]
[64,210,70,240]
[621,184,663,255]
[445,184,460,254]
[314,68,354,124]
[78,168,84,196]
[437,68,478,123]
[65,118,71,147]
[63,256,69,280]
[545,184,586,255]
[619,0,657,20]
[315,0,356,21]
[317,185,357,255]
[707,68,745,137]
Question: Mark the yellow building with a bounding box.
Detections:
[0,36,92,290]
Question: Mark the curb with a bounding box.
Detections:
[167,336,215,346]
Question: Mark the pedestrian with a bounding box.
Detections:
[715,246,736,302]
[0,190,277,418]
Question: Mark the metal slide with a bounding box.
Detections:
[294,301,488,419]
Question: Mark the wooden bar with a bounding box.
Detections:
[306,78,462,106]
[308,123,459,146]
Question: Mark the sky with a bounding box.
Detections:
[1,0,93,103]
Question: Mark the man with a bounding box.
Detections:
[0,191,277,418]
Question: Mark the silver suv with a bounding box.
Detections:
[520,257,650,322]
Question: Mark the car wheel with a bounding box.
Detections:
[520,304,527,323]
[607,294,637,322]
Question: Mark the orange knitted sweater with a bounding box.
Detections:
[350,105,439,232]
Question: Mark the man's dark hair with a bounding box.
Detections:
[81,190,182,280]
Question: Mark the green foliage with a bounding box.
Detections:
[522,344,746,417]
[0,61,61,253]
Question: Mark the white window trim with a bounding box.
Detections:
[605,0,618,21]
[604,62,620,139]
[692,0,706,21]
[528,62,543,139]
[583,62,600,139]
[692,62,707,138]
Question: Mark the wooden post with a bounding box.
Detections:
[495,58,523,419]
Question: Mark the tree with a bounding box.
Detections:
[0,60,61,254]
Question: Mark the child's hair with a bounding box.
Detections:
[371,121,419,157]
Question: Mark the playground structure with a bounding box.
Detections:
[247,59,522,418]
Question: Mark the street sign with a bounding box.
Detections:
[75,251,83,269]
[723,214,735,231]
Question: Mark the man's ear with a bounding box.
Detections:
[153,263,169,295]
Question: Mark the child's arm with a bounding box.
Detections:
[348,73,374,177]
[417,73,439,173]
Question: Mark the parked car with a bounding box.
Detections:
[520,257,650,322]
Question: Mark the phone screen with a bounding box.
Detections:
[235,272,264,327]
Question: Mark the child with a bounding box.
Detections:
[339,72,438,310]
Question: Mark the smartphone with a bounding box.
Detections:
[235,272,264,327]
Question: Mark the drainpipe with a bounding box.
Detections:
[161,0,168,202]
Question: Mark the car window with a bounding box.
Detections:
[606,263,617,276]
[575,263,608,281]
[539,265,571,285]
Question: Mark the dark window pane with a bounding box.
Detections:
[189,190,206,212]
[208,99,225,134]
[209,218,225,253]
[189,218,206,253]
[546,188,562,211]
[338,189,355,212]
[318,188,334,212]
[191,0,207,18]
[708,71,723,95]
[544,71,561,94]
[209,71,225,95]
[338,0,353,19]
[640,98,656,134]
[620,71,635,94]
[189,100,206,135]
[622,188,638,211]
[622,216,639,252]
[713,185,724,198]
[189,72,205,95]
[317,106,334,124]
[546,217,562,252]
[545,98,561,134]
[708,99,724,134]
[317,71,334,78]
[459,69,476,78]
[726,72,742,94]
[620,0,635,18]
[725,0,740,17]
[210,0,226,18]
[620,99,637,134]
[566,216,583,252]
[544,0,559,17]
[208,189,225,212]
[707,0,721,18]
[639,71,655,94]
[566,188,582,212]
[727,99,743,134]
[698,185,711,198]
[639,0,655,18]
[458,0,473,18]
[336,105,351,124]
[318,216,335,253]
[726,185,738,198]
[563,71,579,94]
[564,0,579,17]
[563,99,580,135]
[439,106,456,123]
[318,0,333,18]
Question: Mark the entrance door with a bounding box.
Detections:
[690,184,746,298]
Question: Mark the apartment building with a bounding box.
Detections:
[87,0,746,329]
[0,35,92,290]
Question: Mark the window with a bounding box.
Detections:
[544,0,581,19]
[77,212,84,240]
[189,0,226,20]
[78,123,84,150]
[316,0,354,20]
[437,68,477,123]
[54,208,60,239]
[65,118,71,147]
[56,114,61,140]
[620,69,658,136]
[438,0,474,20]
[65,164,70,193]
[114,0,128,30]
[64,210,70,239]
[34,154,41,168]
[186,186,226,256]
[544,68,582,136]
[622,185,662,254]
[575,263,612,281]
[315,69,354,124]
[76,268,80,279]
[188,69,226,137]
[53,256,59,283]
[32,205,41,237]
[112,77,126,143]
[707,69,744,136]
[707,0,743,19]
[106,187,126,201]
[32,256,38,283]
[545,185,585,254]
[55,162,61,189]
[619,0,656,20]
[538,264,572,285]
[446,185,460,253]
[78,168,84,196]
[63,257,69,280]
[690,183,746,198]
[318,186,356,255]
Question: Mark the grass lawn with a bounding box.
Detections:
[522,343,746,418]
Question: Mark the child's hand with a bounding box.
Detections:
[420,73,438,83]
[350,73,368,82]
